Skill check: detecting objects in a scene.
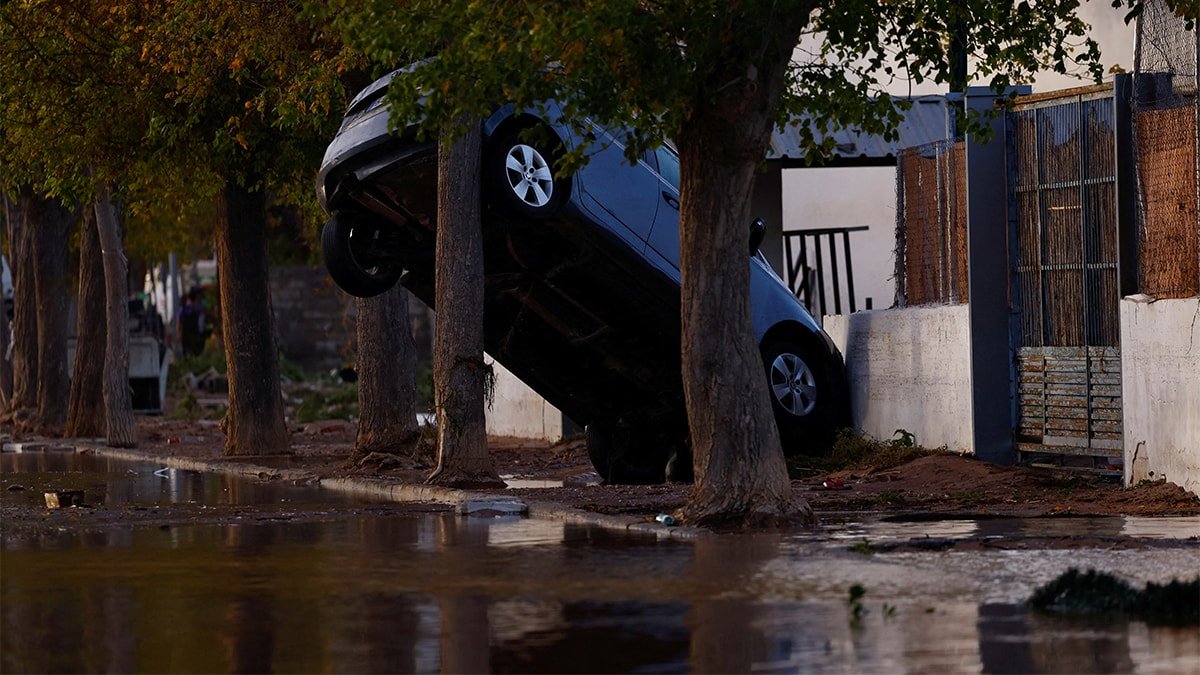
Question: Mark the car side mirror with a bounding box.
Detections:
[749,218,766,255]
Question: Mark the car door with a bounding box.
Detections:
[576,124,657,247]
[645,144,682,276]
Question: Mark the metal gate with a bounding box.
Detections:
[1007,87,1124,466]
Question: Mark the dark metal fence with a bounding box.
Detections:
[894,140,969,306]
[781,226,869,319]
[1133,0,1199,298]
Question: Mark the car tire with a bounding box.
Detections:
[488,127,568,218]
[585,421,670,485]
[321,213,403,298]
[760,336,845,452]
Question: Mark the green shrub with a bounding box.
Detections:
[787,428,943,477]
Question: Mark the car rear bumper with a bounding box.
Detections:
[317,105,435,212]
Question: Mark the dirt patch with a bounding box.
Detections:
[5,416,1199,523]
[800,454,1200,517]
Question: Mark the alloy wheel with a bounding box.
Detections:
[770,353,818,416]
[504,144,554,208]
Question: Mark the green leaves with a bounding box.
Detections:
[2,0,361,257]
[318,0,1132,167]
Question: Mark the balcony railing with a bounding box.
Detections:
[782,226,870,320]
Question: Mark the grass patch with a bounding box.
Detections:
[787,428,944,478]
[848,539,875,555]
[1030,568,1199,626]
[168,393,225,421]
[167,344,227,393]
[293,383,359,424]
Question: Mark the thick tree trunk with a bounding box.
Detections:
[1,194,18,410]
[426,118,502,488]
[66,206,107,438]
[29,192,72,434]
[214,181,289,456]
[353,285,421,462]
[6,190,39,426]
[676,36,813,527]
[95,189,136,447]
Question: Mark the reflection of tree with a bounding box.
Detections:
[348,516,428,673]
[430,516,493,673]
[221,524,276,673]
[687,534,781,673]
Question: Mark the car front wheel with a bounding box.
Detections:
[321,214,403,298]
[761,337,845,452]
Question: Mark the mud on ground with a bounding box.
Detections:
[5,416,1197,527]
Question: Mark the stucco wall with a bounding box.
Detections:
[783,166,897,311]
[824,306,974,452]
[1120,297,1200,495]
[484,356,564,442]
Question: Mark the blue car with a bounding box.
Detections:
[317,72,848,483]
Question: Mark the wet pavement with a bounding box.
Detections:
[3,450,1199,674]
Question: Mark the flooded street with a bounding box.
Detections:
[3,451,1198,673]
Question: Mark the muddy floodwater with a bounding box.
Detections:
[3,451,1199,674]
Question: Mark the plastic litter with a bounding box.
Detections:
[655,514,676,526]
[44,491,84,508]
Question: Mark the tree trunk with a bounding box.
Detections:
[214,181,289,456]
[6,190,38,426]
[353,285,420,461]
[675,35,813,527]
[426,118,502,488]
[31,192,72,434]
[1,194,17,410]
[66,206,107,438]
[95,189,136,448]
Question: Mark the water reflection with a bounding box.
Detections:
[3,458,1199,673]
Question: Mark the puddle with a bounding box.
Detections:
[3,455,1198,673]
[819,513,1200,544]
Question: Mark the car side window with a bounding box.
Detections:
[654,146,680,191]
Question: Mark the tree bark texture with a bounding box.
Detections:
[426,118,502,488]
[95,190,136,447]
[214,182,290,456]
[23,191,73,434]
[354,284,420,458]
[1,194,18,410]
[676,24,813,527]
[66,206,107,438]
[6,190,38,424]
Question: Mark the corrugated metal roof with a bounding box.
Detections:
[768,95,954,165]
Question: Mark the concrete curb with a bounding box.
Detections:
[5,441,707,541]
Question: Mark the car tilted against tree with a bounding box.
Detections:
[317,71,849,483]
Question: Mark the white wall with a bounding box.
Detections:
[1120,297,1200,496]
[824,305,974,452]
[783,166,897,312]
[484,356,564,442]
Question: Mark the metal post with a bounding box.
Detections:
[842,230,858,313]
[813,234,827,317]
[827,233,842,314]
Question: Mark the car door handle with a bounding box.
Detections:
[662,192,679,209]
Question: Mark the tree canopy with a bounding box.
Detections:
[317,0,1150,161]
[1,0,359,255]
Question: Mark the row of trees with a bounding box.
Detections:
[2,0,1148,526]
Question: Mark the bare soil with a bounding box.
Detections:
[8,415,1196,524]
